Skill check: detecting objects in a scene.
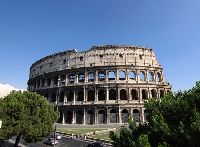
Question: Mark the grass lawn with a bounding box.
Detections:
[93,132,111,141]
[57,128,107,135]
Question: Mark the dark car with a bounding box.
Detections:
[86,141,107,147]
[43,138,58,146]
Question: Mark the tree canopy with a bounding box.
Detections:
[110,82,200,147]
[0,91,58,146]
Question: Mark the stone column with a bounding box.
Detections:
[105,70,108,82]
[118,107,122,124]
[146,70,149,83]
[95,108,98,124]
[72,110,76,124]
[141,108,145,123]
[116,70,118,81]
[62,111,65,124]
[95,87,99,102]
[83,87,86,102]
[95,87,98,101]
[95,70,98,83]
[84,71,88,83]
[127,87,130,102]
[64,90,67,104]
[118,88,120,101]
[83,108,86,125]
[126,69,128,81]
[73,91,76,105]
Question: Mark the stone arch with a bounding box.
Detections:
[156,72,162,82]
[68,74,75,84]
[59,91,64,102]
[148,72,154,82]
[151,89,157,99]
[76,109,83,124]
[119,70,126,80]
[51,93,56,102]
[131,89,138,100]
[88,72,95,82]
[98,110,106,124]
[53,76,59,85]
[142,89,148,100]
[98,89,106,101]
[68,91,74,101]
[78,73,85,83]
[60,75,66,84]
[41,79,45,87]
[66,110,73,124]
[121,109,129,123]
[109,89,117,100]
[86,109,94,124]
[88,90,95,101]
[120,89,127,100]
[129,71,136,80]
[160,89,165,98]
[77,90,84,101]
[133,109,141,122]
[110,109,118,123]
[139,71,145,81]
[108,71,116,81]
[47,77,51,86]
[98,71,105,81]
[144,109,148,122]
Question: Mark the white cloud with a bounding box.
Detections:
[0,83,25,98]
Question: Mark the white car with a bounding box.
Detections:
[50,133,62,140]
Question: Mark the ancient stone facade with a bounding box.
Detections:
[28,45,172,125]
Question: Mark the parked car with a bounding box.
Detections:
[43,138,58,146]
[50,133,62,140]
[86,141,107,147]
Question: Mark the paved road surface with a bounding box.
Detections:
[28,136,89,147]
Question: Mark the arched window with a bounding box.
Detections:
[151,89,157,98]
[142,89,148,100]
[53,76,59,85]
[108,71,116,81]
[47,77,51,86]
[60,75,66,84]
[120,89,127,100]
[77,90,84,101]
[68,91,74,101]
[131,89,138,100]
[59,92,64,102]
[110,109,118,123]
[119,71,126,80]
[68,74,75,84]
[156,72,162,82]
[148,72,154,82]
[98,110,106,124]
[133,109,140,122]
[78,73,84,83]
[139,71,145,81]
[76,110,83,124]
[88,90,95,101]
[86,110,94,124]
[41,79,45,87]
[98,90,106,101]
[109,89,116,100]
[88,72,95,82]
[160,90,164,98]
[129,71,136,80]
[98,71,105,81]
[66,110,73,124]
[121,109,129,123]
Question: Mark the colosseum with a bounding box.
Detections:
[28,45,172,125]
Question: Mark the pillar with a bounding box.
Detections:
[62,111,65,124]
[83,108,86,125]
[73,91,76,105]
[95,70,98,83]
[95,87,98,101]
[84,71,88,83]
[118,107,122,124]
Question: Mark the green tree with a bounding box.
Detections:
[110,81,200,147]
[0,91,58,147]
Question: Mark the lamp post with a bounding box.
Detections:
[54,78,61,147]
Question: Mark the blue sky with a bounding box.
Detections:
[0,0,199,91]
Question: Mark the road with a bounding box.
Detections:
[28,136,90,147]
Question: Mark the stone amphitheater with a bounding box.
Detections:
[28,45,172,125]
